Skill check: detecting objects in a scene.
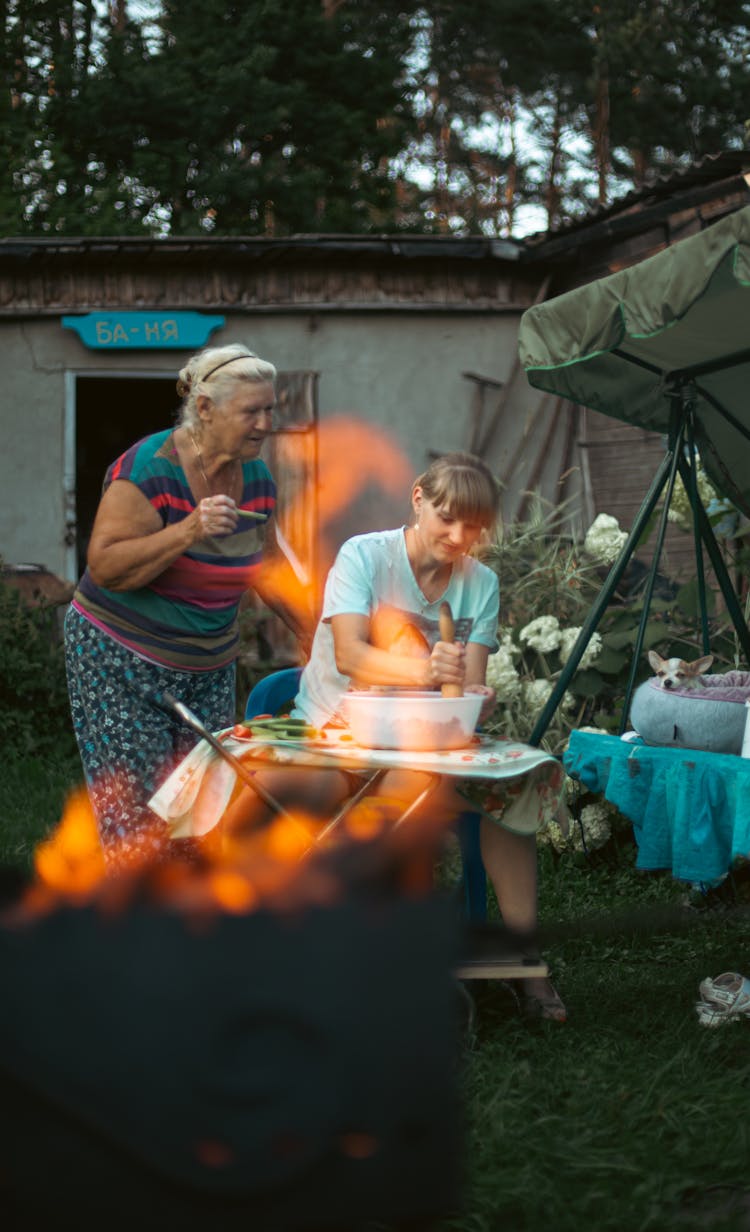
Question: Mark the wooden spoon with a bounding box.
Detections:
[438,600,463,698]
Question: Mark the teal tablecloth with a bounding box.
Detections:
[563,731,750,882]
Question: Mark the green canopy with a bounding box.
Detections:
[516,205,750,743]
[519,205,750,517]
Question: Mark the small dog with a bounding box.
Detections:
[648,650,714,690]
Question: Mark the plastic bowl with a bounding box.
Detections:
[341,690,483,751]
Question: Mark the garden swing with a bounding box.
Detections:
[515,205,750,884]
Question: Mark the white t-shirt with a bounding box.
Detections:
[295,527,500,727]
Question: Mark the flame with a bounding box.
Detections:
[314,415,413,590]
[13,771,447,927]
[265,812,318,862]
[33,786,106,900]
[264,415,414,624]
[21,785,353,921]
[205,869,258,914]
[315,416,413,528]
[342,795,401,841]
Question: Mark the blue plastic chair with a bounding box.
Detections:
[245,667,305,722]
[244,668,487,922]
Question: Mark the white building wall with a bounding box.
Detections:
[0,309,522,580]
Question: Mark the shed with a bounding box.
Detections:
[0,232,543,595]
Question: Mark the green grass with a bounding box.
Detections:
[2,764,749,1231]
[450,853,750,1232]
[0,751,83,873]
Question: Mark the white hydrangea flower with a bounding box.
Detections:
[583,513,627,565]
[519,615,561,654]
[540,798,618,854]
[522,677,553,715]
[564,777,584,805]
[575,801,613,851]
[537,818,568,852]
[668,465,735,536]
[680,467,717,516]
[559,627,603,670]
[497,628,522,659]
[485,647,522,700]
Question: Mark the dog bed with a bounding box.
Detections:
[630,671,750,755]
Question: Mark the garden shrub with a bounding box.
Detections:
[0,573,76,760]
[480,497,745,754]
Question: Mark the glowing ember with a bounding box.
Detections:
[15,773,446,926]
[33,787,105,900]
[342,795,401,841]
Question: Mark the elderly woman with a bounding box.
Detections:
[64,343,313,864]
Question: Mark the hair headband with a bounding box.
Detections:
[203,352,257,382]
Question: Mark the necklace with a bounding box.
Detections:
[188,428,243,504]
[189,430,211,494]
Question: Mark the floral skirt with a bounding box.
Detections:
[64,607,236,865]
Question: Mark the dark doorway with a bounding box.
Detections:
[75,375,179,577]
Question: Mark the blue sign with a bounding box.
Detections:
[62,311,225,350]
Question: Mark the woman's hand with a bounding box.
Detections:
[194,495,239,539]
[427,639,466,689]
[465,683,497,724]
[87,481,240,592]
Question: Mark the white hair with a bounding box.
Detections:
[176,344,277,431]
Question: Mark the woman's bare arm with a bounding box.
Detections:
[463,642,497,721]
[331,612,466,689]
[86,480,230,591]
[464,641,490,687]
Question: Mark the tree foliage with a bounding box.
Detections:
[1,0,748,237]
[407,0,750,233]
[1,0,420,234]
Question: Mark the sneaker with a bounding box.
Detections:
[695,972,750,1027]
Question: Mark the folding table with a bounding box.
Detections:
[150,728,563,981]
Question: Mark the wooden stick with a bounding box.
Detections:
[438,601,463,698]
[236,508,268,521]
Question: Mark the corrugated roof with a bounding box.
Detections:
[522,150,750,252]
[0,233,522,264]
[0,151,747,265]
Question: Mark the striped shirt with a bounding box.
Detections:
[73,429,276,670]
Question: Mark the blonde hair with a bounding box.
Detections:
[415,452,500,528]
[176,344,277,431]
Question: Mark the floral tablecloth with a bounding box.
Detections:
[149,730,566,840]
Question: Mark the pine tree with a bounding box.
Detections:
[0,1,102,233]
[9,0,421,236]
[401,0,750,233]
[2,0,748,238]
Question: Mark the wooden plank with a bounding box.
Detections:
[455,957,548,981]
[456,926,549,981]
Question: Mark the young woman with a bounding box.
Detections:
[222,451,565,1020]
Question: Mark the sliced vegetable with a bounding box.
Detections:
[231,723,256,740]
[232,715,321,742]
